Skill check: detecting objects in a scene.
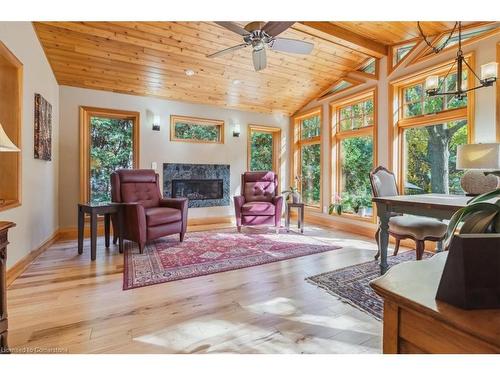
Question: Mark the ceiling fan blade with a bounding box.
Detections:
[270,38,314,55]
[206,43,249,58]
[261,22,296,37]
[252,48,267,71]
[214,22,250,36]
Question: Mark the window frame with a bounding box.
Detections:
[79,106,140,204]
[330,88,378,222]
[389,55,475,193]
[291,107,323,210]
[387,38,421,76]
[247,124,282,188]
[355,57,379,80]
[170,115,224,144]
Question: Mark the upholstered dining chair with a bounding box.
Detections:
[369,166,447,260]
[234,171,283,233]
[110,169,188,253]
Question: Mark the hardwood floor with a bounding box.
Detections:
[7,224,384,354]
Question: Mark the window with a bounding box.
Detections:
[388,40,419,75]
[317,77,362,100]
[170,115,224,143]
[293,109,322,207]
[393,60,474,196]
[80,107,140,204]
[356,57,378,78]
[247,125,281,175]
[332,90,376,218]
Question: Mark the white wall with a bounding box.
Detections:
[300,33,500,215]
[0,22,59,268]
[58,86,290,227]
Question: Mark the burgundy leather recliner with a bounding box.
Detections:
[234,171,283,232]
[110,169,188,253]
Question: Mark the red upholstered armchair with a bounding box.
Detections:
[234,171,283,232]
[110,169,188,253]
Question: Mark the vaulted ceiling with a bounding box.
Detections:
[33,21,475,115]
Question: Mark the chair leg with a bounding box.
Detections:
[180,232,185,242]
[237,226,241,233]
[415,240,425,260]
[113,234,118,245]
[374,227,380,260]
[138,242,145,254]
[393,238,401,256]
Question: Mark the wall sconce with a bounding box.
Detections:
[152,114,160,131]
[232,123,241,137]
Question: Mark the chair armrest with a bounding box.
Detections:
[233,195,245,209]
[272,195,284,219]
[121,202,147,243]
[160,198,188,233]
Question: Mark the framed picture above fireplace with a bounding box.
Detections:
[170,115,224,144]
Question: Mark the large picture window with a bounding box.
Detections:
[170,115,224,144]
[293,108,322,208]
[393,59,474,195]
[247,125,282,177]
[332,89,376,218]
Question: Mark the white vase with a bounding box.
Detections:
[292,192,301,203]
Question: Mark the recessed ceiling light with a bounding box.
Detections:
[232,79,241,85]
[185,69,195,76]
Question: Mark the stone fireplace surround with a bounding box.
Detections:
[163,163,230,208]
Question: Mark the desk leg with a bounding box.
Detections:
[377,204,390,275]
[300,207,304,234]
[104,214,110,248]
[118,207,124,254]
[77,208,84,255]
[90,213,97,261]
[285,205,290,232]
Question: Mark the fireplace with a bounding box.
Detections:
[172,179,223,200]
[163,163,230,208]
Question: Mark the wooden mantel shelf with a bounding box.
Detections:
[370,252,500,353]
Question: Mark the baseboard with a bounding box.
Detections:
[6,230,59,287]
[188,216,233,226]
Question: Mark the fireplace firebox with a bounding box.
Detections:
[172,179,223,200]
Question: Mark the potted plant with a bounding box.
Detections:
[328,194,342,215]
[436,188,500,309]
[282,176,302,203]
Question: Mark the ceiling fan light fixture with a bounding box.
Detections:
[232,79,242,85]
[185,69,195,76]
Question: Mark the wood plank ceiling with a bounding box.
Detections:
[33,21,459,115]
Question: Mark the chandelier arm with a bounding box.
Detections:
[436,60,457,93]
[462,57,483,82]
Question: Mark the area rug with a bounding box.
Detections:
[306,251,433,320]
[123,229,342,290]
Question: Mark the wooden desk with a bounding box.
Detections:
[370,252,500,354]
[372,194,471,275]
[0,221,15,354]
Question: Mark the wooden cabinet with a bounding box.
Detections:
[371,252,500,354]
[0,221,15,354]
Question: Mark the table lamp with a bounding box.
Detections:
[456,143,500,196]
[0,121,20,205]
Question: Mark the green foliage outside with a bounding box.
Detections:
[301,143,321,206]
[340,136,373,214]
[250,131,273,171]
[90,116,133,203]
[301,115,320,139]
[174,122,219,142]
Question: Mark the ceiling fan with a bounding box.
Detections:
[207,22,314,71]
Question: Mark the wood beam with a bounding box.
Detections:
[296,22,388,58]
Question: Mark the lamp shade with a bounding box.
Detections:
[456,143,500,170]
[0,122,20,152]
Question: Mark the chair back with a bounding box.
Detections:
[369,166,399,198]
[111,169,161,208]
[241,171,278,203]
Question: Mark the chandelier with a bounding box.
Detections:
[418,21,498,100]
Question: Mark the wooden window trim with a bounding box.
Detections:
[316,76,364,102]
[389,55,475,193]
[408,22,499,67]
[354,57,379,80]
[79,106,140,203]
[170,115,224,144]
[330,88,378,222]
[291,106,323,210]
[247,124,282,190]
[387,38,422,76]
[0,41,23,213]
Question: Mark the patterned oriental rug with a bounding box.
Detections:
[306,251,433,320]
[123,229,342,290]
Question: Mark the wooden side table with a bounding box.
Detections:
[0,221,15,354]
[285,202,305,233]
[78,203,124,261]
